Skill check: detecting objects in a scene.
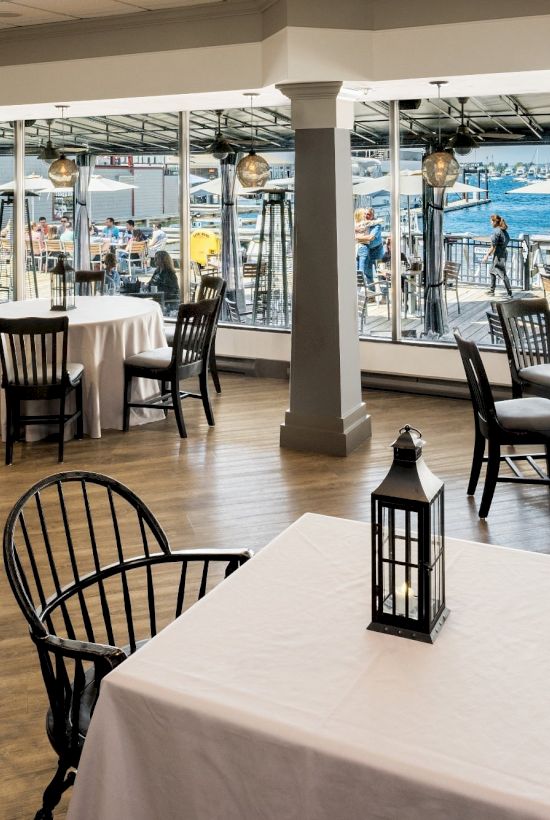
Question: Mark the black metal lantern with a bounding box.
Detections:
[50,253,76,311]
[368,426,449,643]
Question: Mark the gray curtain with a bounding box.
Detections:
[74,154,95,271]
[220,154,244,308]
[423,182,449,337]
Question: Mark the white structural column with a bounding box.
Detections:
[14,121,26,300]
[178,111,191,302]
[277,82,371,456]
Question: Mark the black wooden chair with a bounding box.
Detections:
[455,331,550,518]
[165,274,226,393]
[496,297,550,399]
[75,270,105,296]
[0,316,83,465]
[3,471,252,819]
[124,297,219,439]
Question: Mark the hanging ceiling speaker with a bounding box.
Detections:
[207,110,234,161]
[446,98,478,156]
[37,119,60,161]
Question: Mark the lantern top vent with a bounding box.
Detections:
[391,425,425,463]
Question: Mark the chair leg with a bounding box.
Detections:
[209,338,221,394]
[34,757,74,820]
[467,429,485,495]
[199,368,215,426]
[479,439,500,519]
[58,394,66,462]
[5,395,14,465]
[455,283,461,315]
[170,378,187,438]
[161,380,169,417]
[75,382,84,439]
[545,443,550,479]
[123,370,132,432]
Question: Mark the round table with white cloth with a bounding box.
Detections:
[0,296,166,438]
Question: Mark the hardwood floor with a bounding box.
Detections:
[1,374,549,820]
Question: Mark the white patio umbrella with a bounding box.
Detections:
[507,180,550,195]
[0,174,52,192]
[54,175,138,195]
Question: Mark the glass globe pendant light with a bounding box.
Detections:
[210,110,233,161]
[236,93,270,188]
[422,81,460,188]
[48,105,78,189]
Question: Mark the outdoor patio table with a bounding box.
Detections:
[67,513,550,820]
[0,295,165,438]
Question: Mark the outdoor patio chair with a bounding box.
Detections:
[0,315,84,464]
[486,310,504,345]
[3,470,252,819]
[496,297,550,399]
[443,260,461,314]
[75,270,105,296]
[165,274,226,393]
[123,297,220,439]
[89,242,103,271]
[454,331,550,518]
[45,240,63,271]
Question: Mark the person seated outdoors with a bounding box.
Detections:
[47,225,59,239]
[59,220,74,243]
[147,250,180,307]
[58,215,70,237]
[117,228,146,272]
[355,207,384,296]
[102,217,120,244]
[103,252,119,292]
[124,219,135,243]
[36,216,49,248]
[148,222,167,260]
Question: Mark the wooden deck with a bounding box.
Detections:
[359,282,542,345]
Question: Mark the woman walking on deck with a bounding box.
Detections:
[483,214,512,297]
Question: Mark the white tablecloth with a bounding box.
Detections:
[67,514,550,820]
[0,296,165,438]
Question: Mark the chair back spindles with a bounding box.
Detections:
[454,332,497,429]
[497,298,550,373]
[172,298,219,368]
[0,316,68,388]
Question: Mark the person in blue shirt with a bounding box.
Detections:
[102,217,120,242]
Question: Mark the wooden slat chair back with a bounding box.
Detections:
[486,311,504,345]
[75,270,105,296]
[443,259,461,314]
[496,298,550,396]
[89,242,103,270]
[455,332,498,433]
[61,240,74,258]
[3,470,253,819]
[171,298,219,370]
[127,240,147,276]
[0,316,83,463]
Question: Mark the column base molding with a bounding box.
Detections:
[280,403,371,457]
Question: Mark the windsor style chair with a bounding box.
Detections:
[3,470,252,819]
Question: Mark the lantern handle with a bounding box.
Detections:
[399,425,421,437]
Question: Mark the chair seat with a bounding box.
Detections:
[125,347,172,369]
[7,362,83,386]
[519,363,550,388]
[495,397,550,434]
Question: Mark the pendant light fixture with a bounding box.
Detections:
[37,119,60,161]
[446,97,478,157]
[422,81,460,188]
[209,110,233,161]
[236,93,270,188]
[48,105,78,189]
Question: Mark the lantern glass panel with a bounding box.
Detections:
[430,492,445,621]
[379,504,420,622]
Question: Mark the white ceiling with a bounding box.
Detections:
[0,0,221,28]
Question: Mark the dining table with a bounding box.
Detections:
[67,513,550,820]
[0,295,166,438]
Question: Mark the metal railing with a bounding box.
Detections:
[444,234,528,289]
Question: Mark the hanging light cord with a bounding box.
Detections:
[249,94,255,154]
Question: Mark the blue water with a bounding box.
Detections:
[444,176,550,239]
